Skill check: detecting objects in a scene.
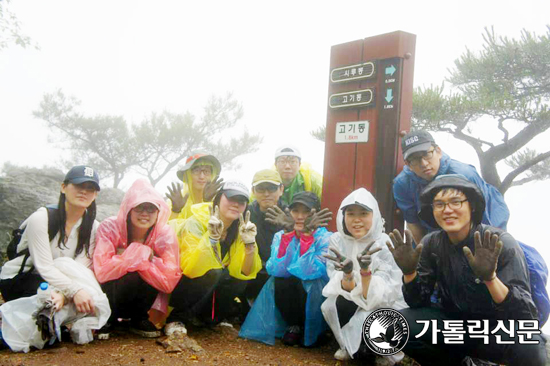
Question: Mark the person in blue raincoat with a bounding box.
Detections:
[239,191,333,347]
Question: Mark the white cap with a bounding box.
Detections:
[274,144,301,159]
[222,180,250,200]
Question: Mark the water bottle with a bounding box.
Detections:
[36,282,51,306]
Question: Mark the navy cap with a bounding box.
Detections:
[64,166,100,191]
[401,130,435,161]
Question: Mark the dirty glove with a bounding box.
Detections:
[386,229,422,276]
[239,211,257,245]
[33,301,56,341]
[166,182,189,213]
[304,208,333,233]
[265,206,295,232]
[463,230,503,281]
[203,176,224,202]
[208,205,224,242]
[357,240,382,271]
[323,246,354,274]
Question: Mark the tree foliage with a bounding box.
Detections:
[0,0,36,51]
[34,90,262,188]
[413,26,550,194]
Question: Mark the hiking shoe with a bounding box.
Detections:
[164,321,187,336]
[281,325,302,346]
[334,348,351,361]
[129,319,161,338]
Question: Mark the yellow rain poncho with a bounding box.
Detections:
[171,202,262,280]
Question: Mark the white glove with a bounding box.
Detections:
[239,211,257,245]
[208,205,224,242]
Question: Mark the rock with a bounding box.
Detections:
[157,334,204,354]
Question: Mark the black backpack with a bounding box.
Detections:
[6,206,60,274]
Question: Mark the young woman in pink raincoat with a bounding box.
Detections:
[93,179,181,338]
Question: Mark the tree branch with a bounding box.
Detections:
[500,150,550,193]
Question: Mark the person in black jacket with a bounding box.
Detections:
[242,170,287,306]
[387,174,546,366]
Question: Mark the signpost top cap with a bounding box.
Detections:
[401,130,435,161]
[274,144,301,160]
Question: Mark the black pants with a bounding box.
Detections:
[336,295,358,328]
[0,271,44,302]
[100,272,158,322]
[168,268,247,323]
[274,276,307,327]
[401,307,547,366]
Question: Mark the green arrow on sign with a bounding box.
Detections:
[385,65,396,76]
[385,89,393,103]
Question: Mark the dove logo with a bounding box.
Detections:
[362,308,409,356]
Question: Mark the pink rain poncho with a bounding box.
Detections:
[93,179,181,324]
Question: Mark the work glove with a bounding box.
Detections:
[304,208,333,234]
[203,176,224,202]
[357,240,382,271]
[239,211,257,245]
[386,229,422,276]
[208,205,224,242]
[265,206,295,232]
[33,300,56,342]
[166,182,189,213]
[463,230,503,281]
[323,246,354,275]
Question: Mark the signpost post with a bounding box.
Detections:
[321,31,416,232]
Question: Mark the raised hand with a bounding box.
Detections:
[166,182,189,213]
[357,240,382,271]
[304,208,333,233]
[208,205,224,242]
[386,229,422,275]
[239,211,257,245]
[463,230,503,281]
[265,206,295,232]
[323,246,353,274]
[203,176,224,202]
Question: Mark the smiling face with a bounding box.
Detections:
[432,188,472,243]
[219,193,247,222]
[130,202,159,231]
[253,183,284,212]
[344,205,373,239]
[406,146,442,181]
[61,182,98,209]
[289,203,310,232]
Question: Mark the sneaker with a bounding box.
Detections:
[96,323,112,340]
[164,321,187,336]
[281,325,302,346]
[334,348,351,361]
[129,319,161,338]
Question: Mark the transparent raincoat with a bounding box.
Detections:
[93,179,181,324]
[321,188,407,358]
[171,202,262,280]
[239,227,331,346]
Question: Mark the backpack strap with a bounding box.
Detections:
[18,206,60,275]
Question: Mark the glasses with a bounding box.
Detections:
[133,204,158,214]
[191,166,213,176]
[254,185,280,194]
[276,157,300,166]
[407,149,436,167]
[432,199,468,211]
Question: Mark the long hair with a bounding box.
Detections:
[213,191,249,258]
[126,213,155,245]
[56,180,97,258]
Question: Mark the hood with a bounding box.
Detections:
[115,179,170,245]
[418,174,485,228]
[403,152,451,184]
[336,188,384,242]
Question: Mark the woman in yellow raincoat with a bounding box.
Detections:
[166,180,262,334]
[166,154,223,220]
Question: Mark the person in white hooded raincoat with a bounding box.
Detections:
[321,188,407,363]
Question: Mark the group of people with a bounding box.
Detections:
[0,132,547,366]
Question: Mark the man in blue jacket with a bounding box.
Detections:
[393,130,509,245]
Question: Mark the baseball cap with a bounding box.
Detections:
[64,166,100,191]
[274,144,301,160]
[289,191,320,211]
[401,130,436,161]
[341,201,373,212]
[222,180,250,200]
[177,154,221,181]
[252,169,282,187]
